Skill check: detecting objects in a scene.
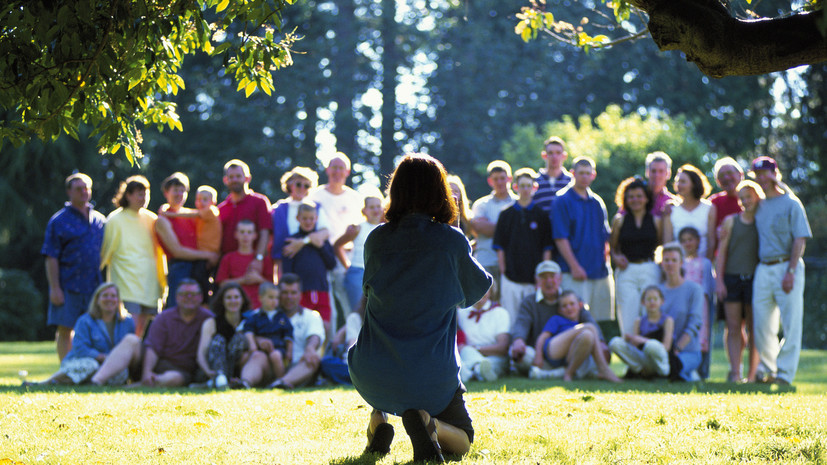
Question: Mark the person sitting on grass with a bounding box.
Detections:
[268,274,326,390]
[215,219,275,309]
[510,260,609,377]
[141,279,213,388]
[243,282,294,386]
[31,283,142,386]
[457,284,510,383]
[194,282,252,389]
[609,285,674,379]
[531,290,621,382]
[659,242,704,382]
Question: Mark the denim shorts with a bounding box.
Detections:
[542,337,568,368]
[47,290,92,329]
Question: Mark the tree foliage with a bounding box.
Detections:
[517,0,827,77]
[0,0,297,163]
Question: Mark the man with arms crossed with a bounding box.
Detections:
[308,153,364,323]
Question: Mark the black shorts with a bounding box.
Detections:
[723,274,754,305]
[434,388,474,443]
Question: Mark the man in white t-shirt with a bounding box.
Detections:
[269,274,326,389]
[308,153,364,325]
[471,160,517,300]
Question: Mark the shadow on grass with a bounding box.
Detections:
[0,378,797,397]
[328,451,463,465]
[469,378,797,395]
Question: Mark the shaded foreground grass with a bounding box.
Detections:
[2,343,826,464]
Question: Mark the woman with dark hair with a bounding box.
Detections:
[662,164,717,260]
[270,167,330,276]
[609,176,662,336]
[32,283,142,386]
[195,282,251,389]
[100,175,166,337]
[348,154,492,463]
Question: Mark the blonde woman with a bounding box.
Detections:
[32,283,142,386]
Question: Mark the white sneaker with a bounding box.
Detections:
[474,359,497,382]
[215,373,229,389]
[529,366,566,380]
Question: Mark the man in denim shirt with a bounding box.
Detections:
[42,173,106,360]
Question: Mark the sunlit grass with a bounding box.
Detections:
[1,343,825,464]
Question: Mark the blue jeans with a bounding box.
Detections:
[165,260,194,308]
[676,350,702,381]
[344,266,365,312]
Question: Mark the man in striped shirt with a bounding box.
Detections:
[533,136,572,214]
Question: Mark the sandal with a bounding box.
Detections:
[402,409,443,463]
[365,422,394,455]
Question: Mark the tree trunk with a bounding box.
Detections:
[380,0,399,177]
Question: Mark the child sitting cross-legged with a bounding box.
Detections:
[609,285,675,379]
[243,282,293,381]
[531,290,621,382]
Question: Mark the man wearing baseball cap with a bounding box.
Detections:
[750,156,811,385]
[509,260,605,378]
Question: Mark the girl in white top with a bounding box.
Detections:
[334,193,385,312]
[662,164,717,260]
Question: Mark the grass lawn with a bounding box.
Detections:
[1,342,826,464]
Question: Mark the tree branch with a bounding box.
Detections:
[630,0,827,77]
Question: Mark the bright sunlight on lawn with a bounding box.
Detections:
[1,342,825,464]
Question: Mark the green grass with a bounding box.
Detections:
[2,342,826,464]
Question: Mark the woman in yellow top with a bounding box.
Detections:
[100,175,166,337]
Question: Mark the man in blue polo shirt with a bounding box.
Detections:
[42,173,106,360]
[551,157,614,323]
